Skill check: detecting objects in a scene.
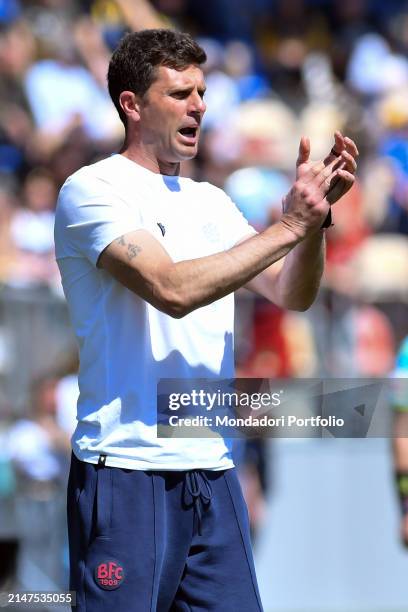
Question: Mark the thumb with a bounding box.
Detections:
[296,136,310,167]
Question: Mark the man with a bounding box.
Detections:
[54,29,358,611]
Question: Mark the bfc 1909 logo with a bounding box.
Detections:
[94,559,125,590]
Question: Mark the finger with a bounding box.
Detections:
[340,150,357,174]
[296,136,310,167]
[314,164,347,202]
[344,136,359,159]
[326,181,343,205]
[326,171,355,204]
[316,161,345,193]
[336,169,355,183]
[323,130,345,165]
[333,130,345,156]
[303,154,344,186]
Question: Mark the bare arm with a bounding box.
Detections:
[244,133,358,310]
[98,156,342,317]
[98,223,300,318]
[245,231,325,311]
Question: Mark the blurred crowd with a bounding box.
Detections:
[0,0,407,593]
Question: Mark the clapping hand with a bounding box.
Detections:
[281,131,359,238]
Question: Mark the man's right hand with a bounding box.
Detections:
[280,136,355,241]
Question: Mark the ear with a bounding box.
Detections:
[119,91,141,123]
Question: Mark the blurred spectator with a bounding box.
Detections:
[0,177,19,282]
[8,377,70,484]
[223,40,270,102]
[186,0,263,43]
[347,33,408,97]
[224,167,290,229]
[8,168,59,286]
[0,19,36,174]
[6,376,71,588]
[199,38,241,131]
[23,32,120,142]
[375,88,408,234]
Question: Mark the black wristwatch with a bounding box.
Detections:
[321,209,332,229]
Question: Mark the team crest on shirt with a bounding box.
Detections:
[202,222,220,243]
[94,559,125,590]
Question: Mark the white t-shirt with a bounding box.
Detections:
[54,154,256,470]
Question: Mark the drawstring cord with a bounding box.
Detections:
[185,471,213,536]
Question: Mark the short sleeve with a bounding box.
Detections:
[54,170,143,266]
[210,186,257,249]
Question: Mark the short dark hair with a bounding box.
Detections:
[107,29,207,126]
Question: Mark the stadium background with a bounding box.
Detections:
[0,0,407,609]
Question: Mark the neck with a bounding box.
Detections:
[119,139,180,176]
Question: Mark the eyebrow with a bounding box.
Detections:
[168,85,207,94]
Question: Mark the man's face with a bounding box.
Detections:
[137,64,206,164]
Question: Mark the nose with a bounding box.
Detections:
[189,92,206,116]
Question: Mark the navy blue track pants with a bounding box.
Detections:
[67,453,263,611]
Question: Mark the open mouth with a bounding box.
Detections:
[178,127,198,141]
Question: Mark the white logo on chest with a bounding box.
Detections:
[202,222,220,243]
